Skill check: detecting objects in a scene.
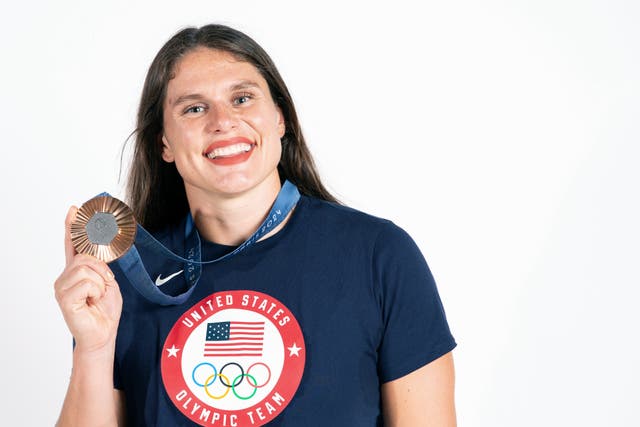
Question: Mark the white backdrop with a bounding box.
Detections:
[1,0,638,425]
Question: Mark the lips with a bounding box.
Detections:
[203,137,256,166]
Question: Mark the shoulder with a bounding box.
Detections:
[299,196,405,239]
[298,196,420,256]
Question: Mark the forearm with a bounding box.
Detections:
[57,344,120,427]
[382,352,456,427]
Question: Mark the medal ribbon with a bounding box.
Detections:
[113,180,300,306]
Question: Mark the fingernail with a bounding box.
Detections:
[106,270,114,280]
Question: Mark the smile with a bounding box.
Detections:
[203,137,256,166]
[205,142,254,159]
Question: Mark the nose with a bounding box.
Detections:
[206,103,238,133]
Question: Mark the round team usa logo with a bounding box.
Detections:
[162,290,305,426]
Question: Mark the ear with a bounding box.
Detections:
[161,135,175,163]
[275,106,286,138]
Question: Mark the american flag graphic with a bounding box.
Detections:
[204,321,265,357]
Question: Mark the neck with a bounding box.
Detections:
[185,176,285,245]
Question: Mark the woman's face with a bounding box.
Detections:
[161,48,285,199]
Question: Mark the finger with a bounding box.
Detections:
[64,206,79,266]
[58,279,106,311]
[55,254,115,294]
[101,276,123,313]
[55,262,107,294]
[67,254,115,285]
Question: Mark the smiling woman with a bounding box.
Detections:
[126,26,337,233]
[53,24,457,427]
[160,48,286,217]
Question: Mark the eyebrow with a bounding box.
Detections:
[230,80,261,92]
[171,80,263,107]
[171,94,205,107]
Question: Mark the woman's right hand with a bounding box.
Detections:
[54,206,123,353]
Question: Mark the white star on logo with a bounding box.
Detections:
[166,345,180,358]
[287,343,302,357]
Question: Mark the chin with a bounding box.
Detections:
[212,173,277,196]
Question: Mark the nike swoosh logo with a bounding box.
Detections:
[155,270,184,287]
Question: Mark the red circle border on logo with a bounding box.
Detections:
[161,290,305,426]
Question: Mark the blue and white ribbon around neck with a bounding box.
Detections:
[109,181,300,306]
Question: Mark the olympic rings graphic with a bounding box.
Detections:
[204,374,231,400]
[192,362,217,387]
[219,362,244,387]
[247,362,271,388]
[191,361,272,400]
[231,374,258,400]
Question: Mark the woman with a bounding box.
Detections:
[55,24,457,426]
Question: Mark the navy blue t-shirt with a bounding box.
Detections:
[110,195,456,426]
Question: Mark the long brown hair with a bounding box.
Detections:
[126,24,337,231]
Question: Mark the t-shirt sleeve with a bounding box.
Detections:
[373,222,457,383]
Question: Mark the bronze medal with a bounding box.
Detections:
[70,195,136,262]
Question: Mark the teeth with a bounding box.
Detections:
[206,143,252,159]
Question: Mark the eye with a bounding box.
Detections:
[233,93,253,105]
[184,105,206,114]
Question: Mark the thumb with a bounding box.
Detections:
[64,206,79,266]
